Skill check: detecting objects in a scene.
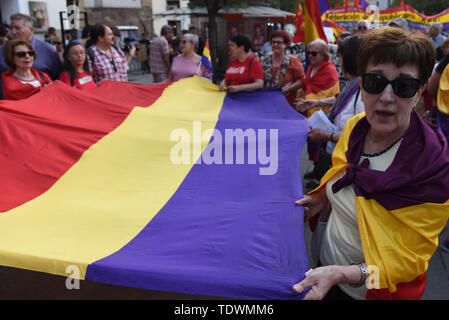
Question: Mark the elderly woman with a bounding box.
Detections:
[1,39,51,100]
[219,34,264,93]
[296,39,340,118]
[302,35,365,187]
[170,33,211,81]
[294,27,449,300]
[59,41,97,89]
[262,30,305,107]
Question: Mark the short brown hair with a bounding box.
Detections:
[357,26,435,84]
[3,39,35,68]
[270,30,291,46]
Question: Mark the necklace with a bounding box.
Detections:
[361,135,404,158]
[13,70,34,81]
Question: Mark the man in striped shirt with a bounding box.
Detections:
[150,25,173,83]
[88,24,128,84]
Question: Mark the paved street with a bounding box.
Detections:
[128,69,449,300]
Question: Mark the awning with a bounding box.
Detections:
[154,5,295,20]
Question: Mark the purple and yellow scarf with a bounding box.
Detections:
[312,110,449,299]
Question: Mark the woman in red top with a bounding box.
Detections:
[2,39,52,100]
[262,30,305,107]
[219,34,264,93]
[59,41,97,89]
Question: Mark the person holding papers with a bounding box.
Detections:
[300,35,365,185]
[169,33,211,81]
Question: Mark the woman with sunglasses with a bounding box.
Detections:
[169,33,211,81]
[295,39,340,118]
[261,30,304,108]
[301,35,365,199]
[59,41,97,90]
[294,27,449,300]
[1,39,51,100]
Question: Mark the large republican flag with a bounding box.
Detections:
[0,77,310,299]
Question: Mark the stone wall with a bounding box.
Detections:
[85,5,153,39]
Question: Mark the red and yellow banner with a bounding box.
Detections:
[324,3,449,31]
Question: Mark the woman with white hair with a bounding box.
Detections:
[356,20,370,34]
[429,22,446,50]
[295,39,339,118]
[169,33,211,81]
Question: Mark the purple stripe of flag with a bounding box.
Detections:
[85,90,310,299]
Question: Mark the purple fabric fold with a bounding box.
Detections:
[85,90,310,299]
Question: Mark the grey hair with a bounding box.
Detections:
[430,22,443,33]
[183,33,198,45]
[308,38,330,60]
[357,19,371,29]
[161,25,173,36]
[10,13,33,28]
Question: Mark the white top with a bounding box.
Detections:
[326,91,365,154]
[19,78,42,87]
[320,138,402,300]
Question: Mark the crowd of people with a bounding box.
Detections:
[1,13,449,300]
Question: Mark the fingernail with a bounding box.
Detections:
[293,284,302,293]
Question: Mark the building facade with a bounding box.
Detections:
[1,0,74,39]
[152,0,191,36]
[84,0,153,39]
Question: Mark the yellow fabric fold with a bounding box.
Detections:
[0,76,226,279]
[437,64,449,115]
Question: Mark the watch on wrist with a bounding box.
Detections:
[350,263,369,288]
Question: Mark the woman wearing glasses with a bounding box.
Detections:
[261,30,305,108]
[295,39,340,118]
[169,33,211,81]
[2,39,51,100]
[294,27,449,300]
[59,41,97,90]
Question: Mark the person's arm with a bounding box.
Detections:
[292,264,365,300]
[308,128,340,145]
[126,45,136,66]
[219,79,227,91]
[227,78,264,93]
[283,57,305,94]
[427,69,441,99]
[282,78,303,94]
[295,96,336,113]
[295,185,328,221]
[49,48,63,80]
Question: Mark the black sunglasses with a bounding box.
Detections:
[362,73,422,99]
[14,50,35,58]
[307,51,319,57]
[110,59,117,72]
[358,26,368,31]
